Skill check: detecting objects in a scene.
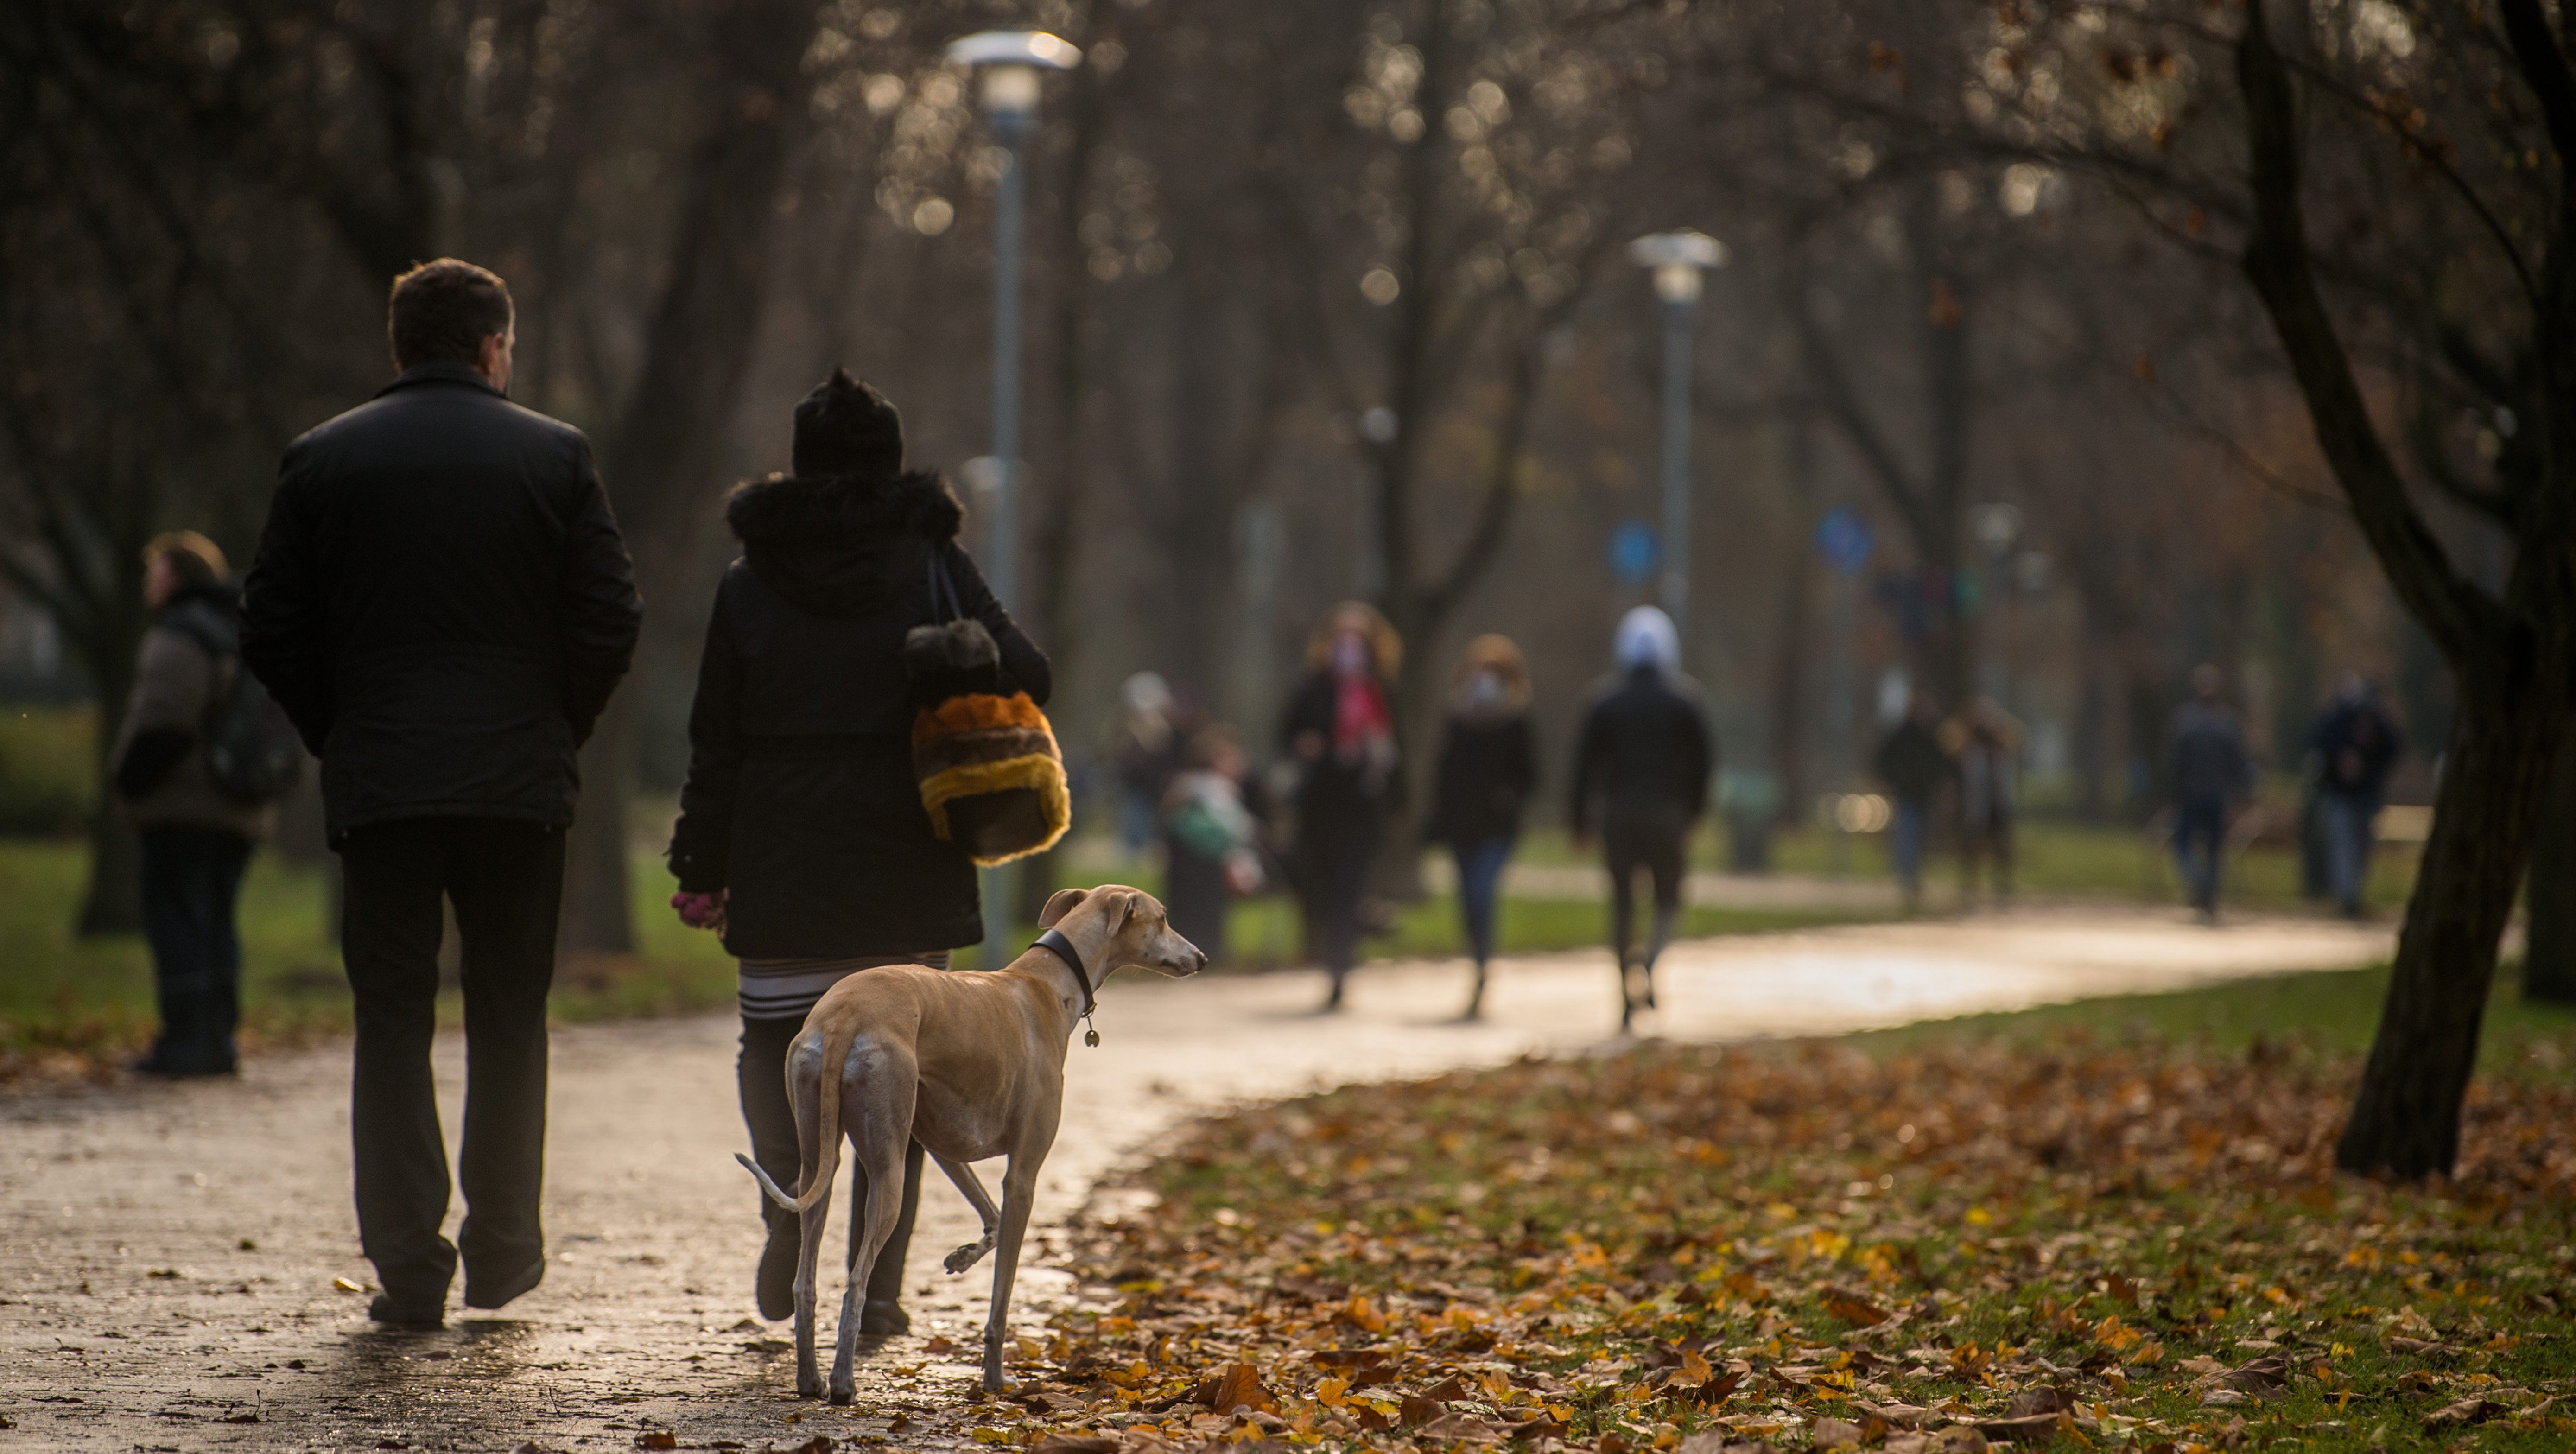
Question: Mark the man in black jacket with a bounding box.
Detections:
[1571,606,1714,1030]
[242,258,641,1328]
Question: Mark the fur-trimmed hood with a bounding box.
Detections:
[724,468,963,618]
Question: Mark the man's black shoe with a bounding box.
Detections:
[128,1053,236,1079]
[858,1297,908,1337]
[368,1293,445,1329]
[463,1256,544,1310]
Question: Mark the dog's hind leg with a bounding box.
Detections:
[931,1152,1000,1274]
[832,1037,915,1406]
[785,1030,835,1401]
[978,1149,1047,1393]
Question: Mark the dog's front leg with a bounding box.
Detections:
[931,1151,1000,1273]
[979,1152,1045,1393]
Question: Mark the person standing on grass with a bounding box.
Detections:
[1872,689,1953,914]
[665,370,1049,1333]
[2308,672,2403,918]
[2170,663,2253,922]
[242,259,641,1329]
[1570,607,1713,1032]
[111,532,272,1078]
[1280,602,1404,1012]
[1424,635,1537,1021]
[1943,696,2022,908]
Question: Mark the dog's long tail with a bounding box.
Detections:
[734,1017,862,1216]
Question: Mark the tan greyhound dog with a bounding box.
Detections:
[737,885,1205,1402]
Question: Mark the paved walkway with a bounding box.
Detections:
[0,908,2392,1451]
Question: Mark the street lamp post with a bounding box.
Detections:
[1969,502,2022,709]
[1628,231,1726,627]
[948,29,1080,962]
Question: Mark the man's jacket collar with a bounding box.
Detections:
[376,360,505,400]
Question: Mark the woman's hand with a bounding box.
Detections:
[671,888,728,933]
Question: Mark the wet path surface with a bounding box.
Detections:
[1,907,2391,1451]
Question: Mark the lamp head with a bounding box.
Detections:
[945,30,1081,117]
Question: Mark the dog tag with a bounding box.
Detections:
[1084,1026,1100,1048]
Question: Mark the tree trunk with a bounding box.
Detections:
[2336,664,2561,1175]
[75,626,142,936]
[568,0,815,953]
[1770,534,1813,829]
[2523,723,2576,1002]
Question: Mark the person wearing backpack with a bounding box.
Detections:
[110,532,280,1077]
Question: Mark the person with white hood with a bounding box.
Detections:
[1569,606,1714,1030]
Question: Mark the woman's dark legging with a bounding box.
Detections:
[737,1015,921,1302]
[1453,837,1514,967]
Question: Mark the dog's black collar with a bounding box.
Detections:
[1030,928,1100,1047]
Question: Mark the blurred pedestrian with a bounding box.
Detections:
[1943,696,2021,906]
[2170,663,2252,921]
[243,259,641,1328]
[1111,671,1180,858]
[1424,635,1537,1020]
[2309,672,2403,917]
[1280,601,1403,1011]
[666,370,1048,1332]
[1161,725,1266,964]
[1872,689,1953,914]
[111,532,274,1077]
[1571,607,1713,1031]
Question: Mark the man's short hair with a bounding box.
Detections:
[144,530,226,586]
[387,259,514,370]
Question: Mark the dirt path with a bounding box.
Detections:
[0,907,2390,1452]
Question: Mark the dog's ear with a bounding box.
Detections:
[1037,887,1089,929]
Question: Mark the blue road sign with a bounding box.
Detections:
[1815,507,1875,576]
[1609,520,1660,584]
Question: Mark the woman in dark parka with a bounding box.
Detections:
[1423,635,1536,1020]
[666,370,1049,1331]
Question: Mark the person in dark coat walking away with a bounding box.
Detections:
[666,369,1049,1332]
[111,532,273,1076]
[1873,689,1953,914]
[1424,635,1536,1020]
[1570,607,1713,1031]
[2170,664,2253,921]
[2309,672,2403,917]
[241,260,641,1328]
[1280,602,1403,1011]
[1160,725,1266,965]
[1112,672,1182,857]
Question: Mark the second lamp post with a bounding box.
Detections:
[947,29,1080,959]
[1627,230,1726,628]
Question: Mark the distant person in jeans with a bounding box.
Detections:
[1571,608,1713,1031]
[1873,689,1954,914]
[2169,663,2252,921]
[111,532,271,1077]
[2309,673,2403,917]
[1424,635,1537,1020]
[243,259,641,1327]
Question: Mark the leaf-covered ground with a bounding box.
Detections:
[977,1028,2575,1454]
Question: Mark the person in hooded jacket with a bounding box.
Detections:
[1423,635,1537,1020]
[112,531,275,1077]
[666,370,1049,1333]
[1570,607,1713,1030]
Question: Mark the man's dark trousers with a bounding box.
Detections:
[340,817,565,1311]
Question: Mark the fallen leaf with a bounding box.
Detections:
[1194,1363,1276,1415]
[1031,1438,1119,1454]
[332,1277,367,1293]
[2425,1397,2505,1427]
[1810,1416,1865,1449]
[633,1433,677,1450]
[1822,1287,1890,1327]
[923,1335,958,1354]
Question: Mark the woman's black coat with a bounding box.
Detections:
[666,469,1048,957]
[1425,712,1537,848]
